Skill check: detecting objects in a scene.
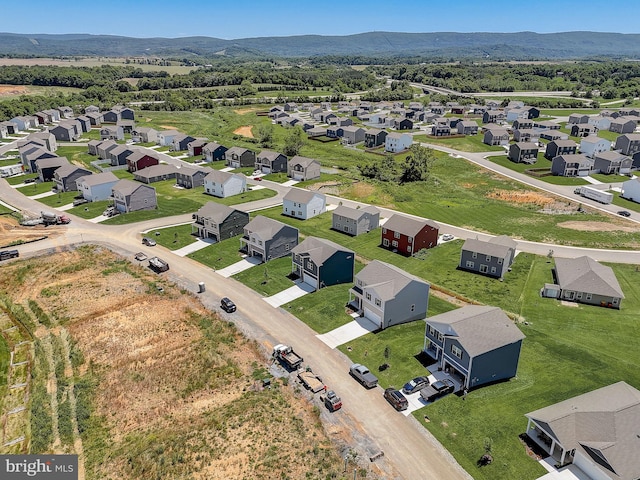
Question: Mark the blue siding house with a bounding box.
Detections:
[424,305,525,391]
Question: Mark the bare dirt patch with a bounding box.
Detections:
[234,108,259,115]
[487,189,554,207]
[0,85,28,96]
[557,220,640,232]
[0,215,63,247]
[159,125,177,130]
[233,125,254,138]
[0,247,362,480]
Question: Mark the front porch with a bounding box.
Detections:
[525,421,574,468]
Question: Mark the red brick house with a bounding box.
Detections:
[126,150,159,173]
[381,214,439,256]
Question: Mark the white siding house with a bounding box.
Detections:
[203,170,246,198]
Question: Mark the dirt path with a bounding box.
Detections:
[233,125,254,138]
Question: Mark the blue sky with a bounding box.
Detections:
[5,0,639,38]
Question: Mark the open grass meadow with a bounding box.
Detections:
[418,133,506,153]
[54,146,100,172]
[487,154,590,186]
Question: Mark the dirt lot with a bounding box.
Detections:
[0,215,63,247]
[0,85,28,96]
[0,245,364,480]
[233,126,254,138]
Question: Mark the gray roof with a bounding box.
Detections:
[226,146,251,157]
[126,150,158,162]
[134,164,178,178]
[580,135,609,145]
[461,235,516,259]
[177,165,213,177]
[383,214,439,235]
[283,188,325,204]
[514,141,539,150]
[35,156,70,169]
[526,381,640,480]
[257,150,284,161]
[356,260,428,301]
[594,151,629,162]
[204,169,242,184]
[112,178,154,196]
[109,145,134,156]
[426,305,525,357]
[244,215,296,239]
[196,202,240,223]
[554,256,624,298]
[77,171,118,187]
[54,163,90,179]
[289,155,319,168]
[550,139,577,147]
[332,204,379,221]
[291,236,353,266]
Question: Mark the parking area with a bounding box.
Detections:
[401,370,463,417]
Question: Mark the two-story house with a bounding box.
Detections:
[551,154,594,177]
[287,155,321,181]
[381,214,439,256]
[192,202,250,242]
[203,170,247,198]
[424,305,525,391]
[291,237,355,290]
[255,150,288,174]
[459,235,517,279]
[544,139,578,160]
[332,205,380,236]
[508,142,539,164]
[76,171,119,202]
[111,179,157,213]
[348,260,429,330]
[282,189,326,220]
[224,146,256,168]
[202,142,228,162]
[240,215,299,262]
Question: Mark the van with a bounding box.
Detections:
[220,297,236,313]
[383,388,408,411]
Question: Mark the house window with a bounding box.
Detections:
[491,267,496,274]
[366,293,372,301]
[285,244,290,251]
[480,264,488,273]
[394,231,400,239]
[498,258,503,265]
[577,292,583,299]
[437,332,444,343]
[407,245,411,253]
[258,240,263,246]
[357,280,363,287]
[585,293,592,301]
[298,211,302,216]
[466,261,474,269]
[382,228,387,234]
[375,298,381,307]
[392,240,398,248]
[383,238,390,247]
[472,252,477,258]
[408,237,412,243]
[451,344,463,359]
[410,304,415,312]
[486,255,491,262]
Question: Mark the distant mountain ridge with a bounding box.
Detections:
[1,31,640,59]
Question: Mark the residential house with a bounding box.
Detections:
[348,260,429,330]
[224,146,256,168]
[133,164,178,184]
[512,119,533,130]
[513,129,539,143]
[240,215,299,262]
[457,121,479,135]
[621,177,640,203]
[0,123,10,139]
[175,165,212,189]
[187,138,208,157]
[524,381,640,478]
[53,164,92,192]
[108,145,135,166]
[156,130,181,147]
[588,115,612,131]
[393,118,414,130]
[332,205,380,236]
[424,306,525,390]
[21,147,56,172]
[192,202,249,242]
[483,128,510,146]
[126,150,159,172]
[341,126,366,144]
[100,125,124,141]
[203,170,246,198]
[85,112,103,126]
[533,120,560,130]
[364,128,387,148]
[326,126,344,139]
[614,133,640,156]
[35,156,70,182]
[570,124,595,137]
[282,189,326,220]
[609,117,637,134]
[544,256,624,308]
[551,154,594,177]
[112,179,157,213]
[385,132,413,153]
[431,124,451,137]
[544,139,577,160]
[49,121,81,142]
[579,135,610,158]
[75,116,91,133]
[482,110,505,124]
[568,113,590,124]
[84,105,100,114]
[43,109,61,122]
[117,119,135,134]
[505,107,530,122]
[593,151,632,175]
[291,237,355,290]
[96,140,119,160]
[508,142,539,164]
[287,155,321,181]
[539,130,569,142]
[255,150,287,174]
[115,106,135,120]
[20,131,57,151]
[459,235,517,279]
[102,109,121,123]
[171,134,196,152]
[283,102,298,112]
[202,142,228,162]
[131,127,158,144]
[306,126,327,137]
[381,214,439,256]
[9,116,31,131]
[76,172,118,202]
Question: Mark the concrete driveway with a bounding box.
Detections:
[216,256,262,277]
[537,457,591,480]
[316,314,379,349]
[401,370,463,417]
[173,237,215,257]
[263,281,315,307]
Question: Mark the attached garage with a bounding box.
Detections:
[363,307,382,328]
[302,271,318,290]
[292,171,305,181]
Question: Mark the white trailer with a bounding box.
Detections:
[0,164,23,178]
[575,186,613,204]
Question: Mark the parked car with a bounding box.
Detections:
[420,379,456,403]
[402,376,430,395]
[441,234,454,241]
[142,237,157,246]
[23,178,36,184]
[134,252,148,261]
[220,297,236,313]
[618,210,631,217]
[349,364,378,389]
[253,177,262,181]
[72,198,89,206]
[383,388,408,411]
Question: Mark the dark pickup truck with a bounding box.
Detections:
[419,379,455,403]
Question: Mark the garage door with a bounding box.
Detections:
[302,272,318,290]
[293,172,304,181]
[363,307,382,328]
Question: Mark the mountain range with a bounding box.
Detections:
[1,31,640,60]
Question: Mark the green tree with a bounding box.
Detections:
[282,126,306,157]
[255,123,274,148]
[399,145,435,183]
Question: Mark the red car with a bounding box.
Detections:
[253,177,262,181]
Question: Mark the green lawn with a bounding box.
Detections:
[232,256,295,297]
[5,173,37,185]
[0,335,9,415]
[146,224,197,250]
[589,173,628,183]
[0,158,21,167]
[17,181,55,196]
[611,192,640,213]
[38,191,77,207]
[67,200,111,219]
[186,236,246,270]
[55,146,100,172]
[419,134,505,153]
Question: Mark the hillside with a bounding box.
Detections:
[2,31,640,59]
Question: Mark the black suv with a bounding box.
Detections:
[220,297,236,313]
[383,388,408,411]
